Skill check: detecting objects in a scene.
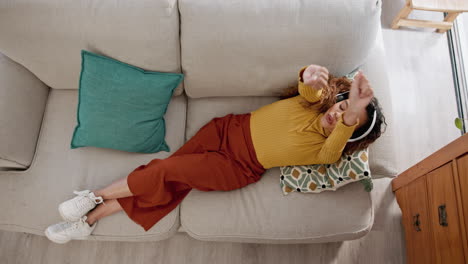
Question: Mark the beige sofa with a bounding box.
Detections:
[0,0,398,243]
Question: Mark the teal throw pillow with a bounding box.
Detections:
[71,50,183,153]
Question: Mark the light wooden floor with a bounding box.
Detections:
[0,0,462,263]
[382,0,461,174]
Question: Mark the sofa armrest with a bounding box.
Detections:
[359,27,399,178]
[0,52,49,170]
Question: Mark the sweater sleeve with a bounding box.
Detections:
[317,115,359,164]
[298,66,322,103]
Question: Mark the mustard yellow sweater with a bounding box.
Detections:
[250,70,358,169]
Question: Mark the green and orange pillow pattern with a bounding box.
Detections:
[280,148,373,195]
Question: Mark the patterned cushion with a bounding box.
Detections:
[280,148,373,195]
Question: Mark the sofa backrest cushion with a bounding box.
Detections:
[180,0,382,98]
[0,0,184,95]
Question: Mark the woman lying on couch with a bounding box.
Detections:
[45,64,386,244]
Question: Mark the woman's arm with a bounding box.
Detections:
[317,71,374,163]
[317,114,359,163]
[298,64,329,103]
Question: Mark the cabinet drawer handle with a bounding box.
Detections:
[438,204,448,226]
[413,214,421,232]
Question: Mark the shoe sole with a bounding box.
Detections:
[44,228,92,244]
[44,228,71,244]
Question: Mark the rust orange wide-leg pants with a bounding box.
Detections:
[116,113,266,231]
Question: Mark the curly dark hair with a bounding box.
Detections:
[280,73,387,155]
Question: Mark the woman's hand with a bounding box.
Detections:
[302,64,329,90]
[348,71,374,112]
[343,71,374,126]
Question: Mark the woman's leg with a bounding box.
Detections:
[89,117,222,201]
[85,199,123,225]
[85,146,203,202]
[92,177,133,200]
[116,151,260,231]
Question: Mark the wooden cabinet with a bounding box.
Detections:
[392,134,468,264]
[396,176,434,263]
[458,154,468,237]
[426,163,465,263]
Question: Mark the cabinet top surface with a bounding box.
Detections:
[392,133,468,191]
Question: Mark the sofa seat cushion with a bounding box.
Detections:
[181,97,373,243]
[0,89,187,242]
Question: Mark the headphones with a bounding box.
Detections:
[335,90,377,143]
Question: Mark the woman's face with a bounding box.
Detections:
[320,100,369,134]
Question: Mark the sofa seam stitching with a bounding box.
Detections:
[0,156,27,167]
[0,89,51,175]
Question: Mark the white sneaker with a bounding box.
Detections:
[58,190,104,222]
[44,216,96,244]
